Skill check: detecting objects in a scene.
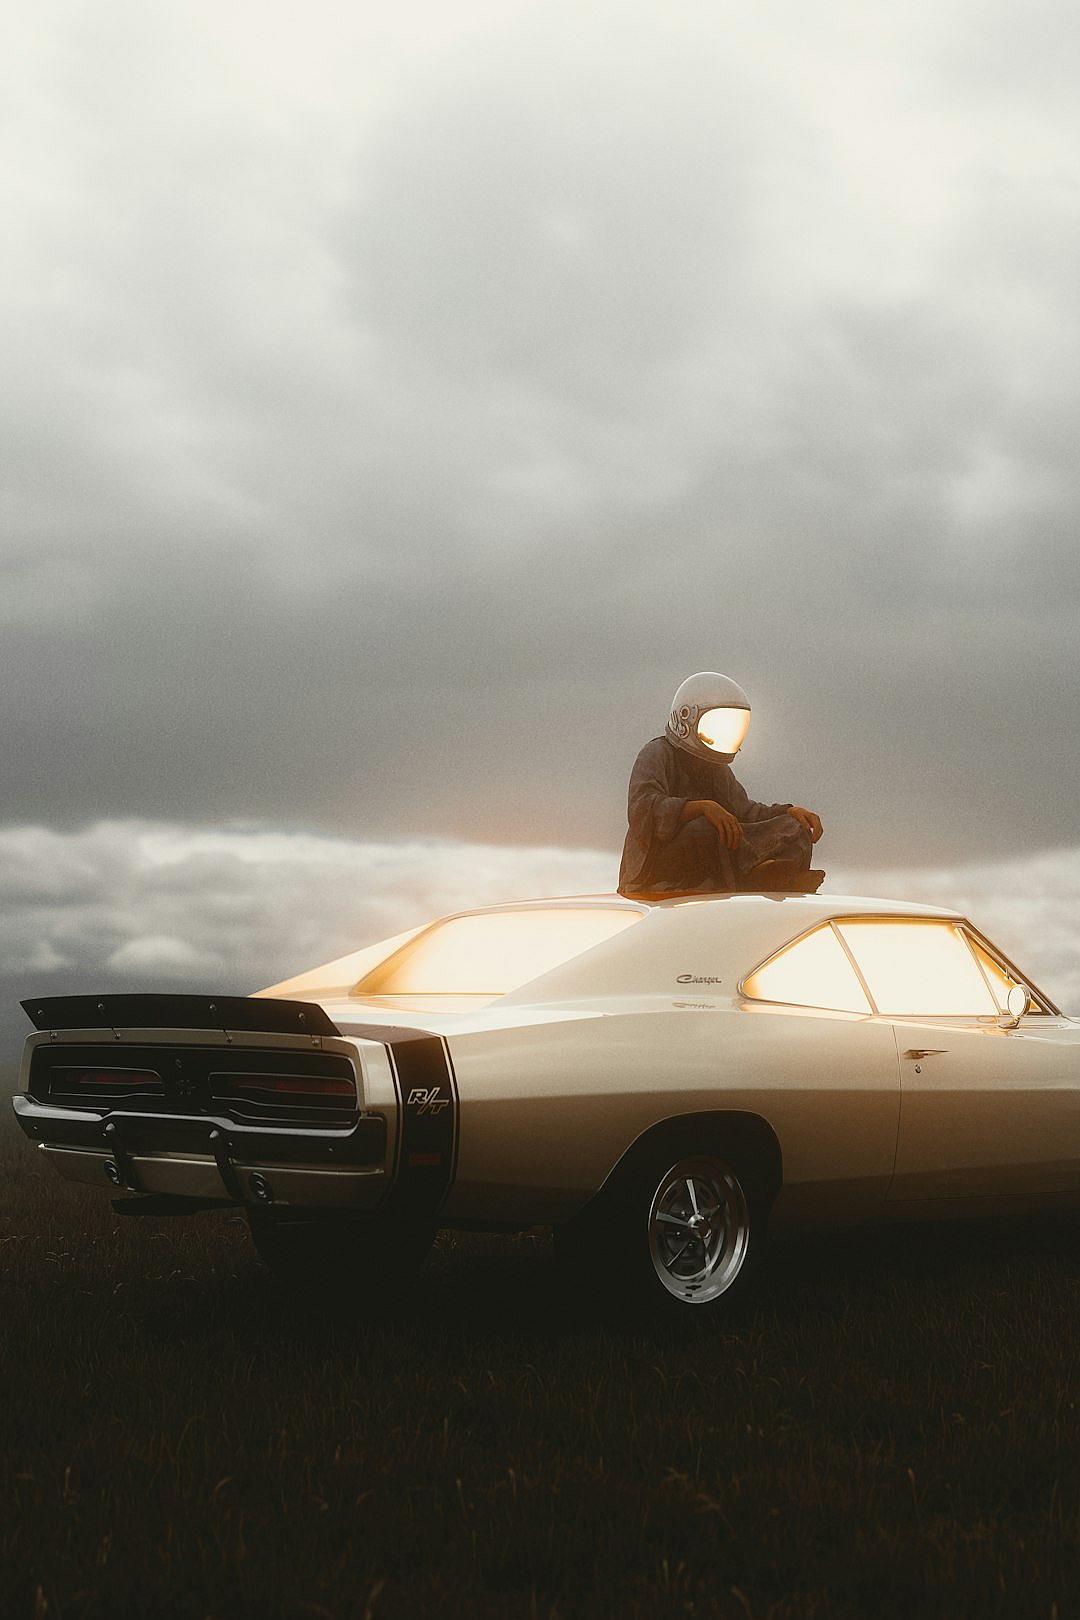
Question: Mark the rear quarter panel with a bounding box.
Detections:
[444,1002,900,1225]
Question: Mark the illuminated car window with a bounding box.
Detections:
[742,925,871,1013]
[967,936,1017,1011]
[353,908,641,996]
[966,934,1046,1015]
[836,920,997,1018]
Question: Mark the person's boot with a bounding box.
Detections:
[745,859,825,893]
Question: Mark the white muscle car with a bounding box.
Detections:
[12,891,1078,1316]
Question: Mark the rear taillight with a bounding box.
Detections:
[221,1075,355,1101]
[64,1069,159,1087]
[210,1070,358,1126]
[48,1067,164,1103]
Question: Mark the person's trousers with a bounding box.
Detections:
[639,813,813,895]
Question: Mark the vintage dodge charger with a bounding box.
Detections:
[12,891,1079,1316]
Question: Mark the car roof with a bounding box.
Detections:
[260,890,967,1016]
[464,891,960,921]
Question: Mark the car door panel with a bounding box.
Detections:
[888,1018,1080,1201]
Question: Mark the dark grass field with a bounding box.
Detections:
[3,1106,1080,1620]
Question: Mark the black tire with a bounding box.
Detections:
[248,1207,435,1311]
[554,1140,767,1319]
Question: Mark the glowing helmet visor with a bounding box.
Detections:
[666,671,752,761]
[697,706,750,755]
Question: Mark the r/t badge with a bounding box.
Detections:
[407,1086,450,1116]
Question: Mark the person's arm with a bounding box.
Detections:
[678,798,743,849]
[714,768,823,844]
[787,805,823,842]
[626,743,689,847]
[737,784,823,842]
[725,771,819,842]
[727,773,790,824]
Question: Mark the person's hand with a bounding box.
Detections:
[789,805,823,843]
[705,803,743,850]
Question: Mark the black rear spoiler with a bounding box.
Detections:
[20,993,340,1038]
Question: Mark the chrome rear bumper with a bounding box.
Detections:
[39,1143,385,1209]
[13,1093,389,1212]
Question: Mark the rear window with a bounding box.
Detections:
[353,908,641,997]
[742,924,871,1013]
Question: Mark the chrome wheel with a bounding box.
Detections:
[647,1156,751,1304]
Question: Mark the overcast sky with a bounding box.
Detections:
[2,1,1079,1022]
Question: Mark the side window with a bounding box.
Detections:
[742,925,871,1013]
[835,920,997,1018]
[966,933,1048,1015]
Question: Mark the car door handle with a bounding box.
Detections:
[904,1048,947,1060]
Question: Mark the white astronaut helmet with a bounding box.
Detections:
[666,671,751,763]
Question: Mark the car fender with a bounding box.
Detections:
[586,1107,784,1214]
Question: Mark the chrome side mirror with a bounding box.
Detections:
[1002,982,1030,1029]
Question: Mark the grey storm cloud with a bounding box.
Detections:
[1,821,1078,1019]
[0,820,615,992]
[2,0,1079,878]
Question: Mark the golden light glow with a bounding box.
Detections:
[836,920,997,1017]
[967,935,1037,1013]
[353,907,642,996]
[257,924,427,999]
[743,925,871,1013]
[697,706,750,755]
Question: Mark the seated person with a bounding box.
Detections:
[618,672,824,898]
